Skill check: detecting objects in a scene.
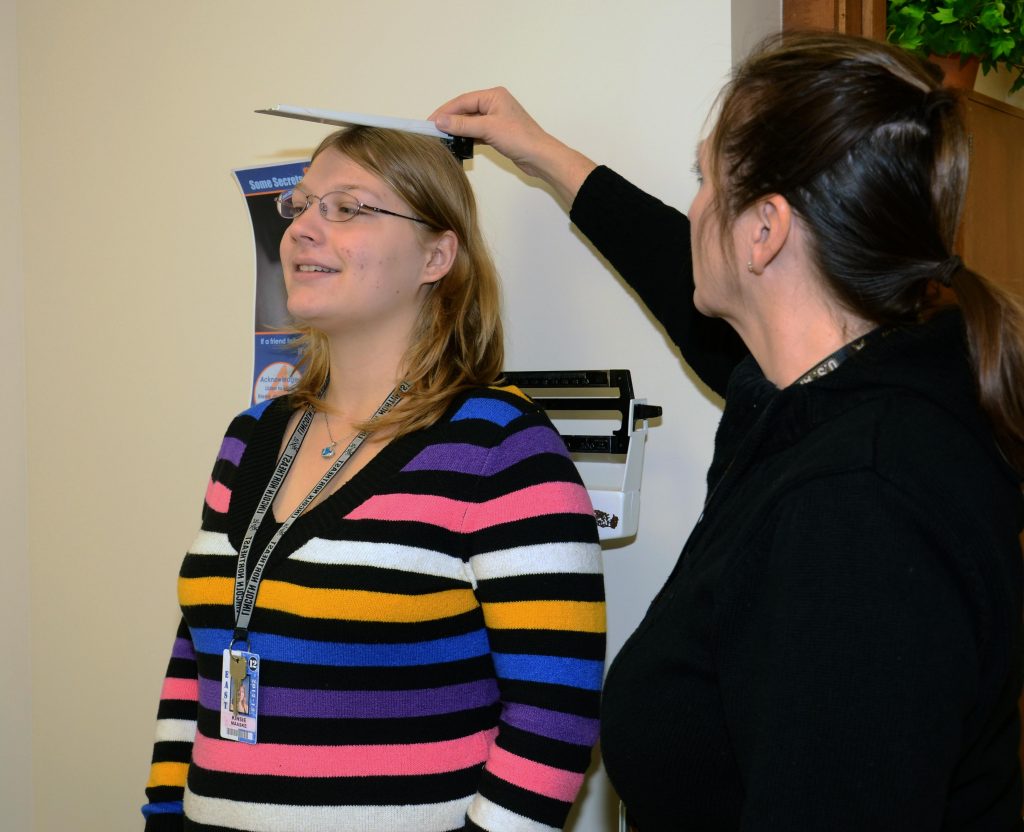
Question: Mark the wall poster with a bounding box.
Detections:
[233,160,310,405]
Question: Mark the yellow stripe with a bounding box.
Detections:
[259,583,478,622]
[147,761,188,789]
[178,576,232,608]
[483,600,605,633]
[491,384,531,401]
[178,576,478,622]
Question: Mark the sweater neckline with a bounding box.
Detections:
[225,395,424,558]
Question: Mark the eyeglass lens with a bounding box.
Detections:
[277,190,363,222]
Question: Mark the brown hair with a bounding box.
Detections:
[707,31,1024,472]
[288,126,504,436]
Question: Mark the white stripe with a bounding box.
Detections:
[290,538,471,582]
[188,530,237,556]
[183,788,472,832]
[154,718,197,743]
[468,795,560,832]
[470,542,603,581]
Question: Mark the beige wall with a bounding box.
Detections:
[2,0,32,828]
[732,0,782,63]
[975,65,1024,108]
[14,2,755,829]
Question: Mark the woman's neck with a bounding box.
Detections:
[321,333,408,421]
[732,284,874,389]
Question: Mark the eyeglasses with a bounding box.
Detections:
[276,189,428,225]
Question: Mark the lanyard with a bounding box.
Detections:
[794,326,888,386]
[231,382,409,644]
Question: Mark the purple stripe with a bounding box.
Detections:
[172,637,196,661]
[198,677,499,717]
[217,436,246,466]
[501,702,600,746]
[403,426,568,475]
[403,442,488,474]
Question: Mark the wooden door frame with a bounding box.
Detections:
[783,0,887,40]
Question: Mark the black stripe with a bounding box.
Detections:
[500,679,601,716]
[476,572,604,602]
[487,629,605,660]
[496,724,595,772]
[187,763,483,807]
[151,740,192,764]
[473,514,600,550]
[165,656,198,678]
[478,769,572,828]
[274,560,469,592]
[157,699,198,721]
[195,654,497,691]
[145,785,185,804]
[195,708,500,746]
[183,606,485,644]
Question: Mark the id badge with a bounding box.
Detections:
[220,648,260,743]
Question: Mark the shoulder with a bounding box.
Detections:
[445,383,551,428]
[214,394,287,444]
[756,388,1022,631]
[426,384,585,487]
[201,395,291,522]
[437,384,569,455]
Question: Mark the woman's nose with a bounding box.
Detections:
[288,198,326,239]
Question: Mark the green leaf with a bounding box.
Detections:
[898,32,926,50]
[899,5,927,25]
[990,33,1016,55]
[979,6,1010,30]
[932,7,959,23]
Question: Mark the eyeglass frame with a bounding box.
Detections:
[276,188,429,226]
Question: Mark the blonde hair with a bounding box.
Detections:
[287,127,504,437]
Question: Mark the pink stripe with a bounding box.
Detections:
[486,745,584,802]
[161,677,199,702]
[192,728,498,777]
[205,478,231,514]
[346,482,593,532]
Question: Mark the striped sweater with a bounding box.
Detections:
[143,385,605,831]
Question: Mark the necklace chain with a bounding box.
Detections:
[321,412,339,459]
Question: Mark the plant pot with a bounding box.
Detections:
[927,53,981,89]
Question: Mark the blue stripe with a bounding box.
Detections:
[492,653,604,690]
[241,397,275,419]
[142,801,183,817]
[451,397,523,427]
[189,627,491,667]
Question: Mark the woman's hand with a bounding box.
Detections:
[430,87,597,205]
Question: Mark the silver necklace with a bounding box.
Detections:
[321,411,340,459]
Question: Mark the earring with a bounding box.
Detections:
[747,261,755,273]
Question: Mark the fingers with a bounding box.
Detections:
[432,112,485,140]
[428,89,494,122]
[429,87,526,143]
[429,87,512,122]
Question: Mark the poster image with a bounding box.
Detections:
[233,160,311,405]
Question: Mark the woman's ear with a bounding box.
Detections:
[421,230,458,285]
[748,194,792,275]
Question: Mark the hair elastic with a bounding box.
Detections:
[936,255,962,287]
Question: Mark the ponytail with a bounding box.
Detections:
[951,265,1024,474]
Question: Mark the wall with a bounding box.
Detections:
[732,0,783,63]
[2,0,32,828]
[975,65,1024,109]
[16,2,747,829]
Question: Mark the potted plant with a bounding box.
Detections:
[888,0,1024,92]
